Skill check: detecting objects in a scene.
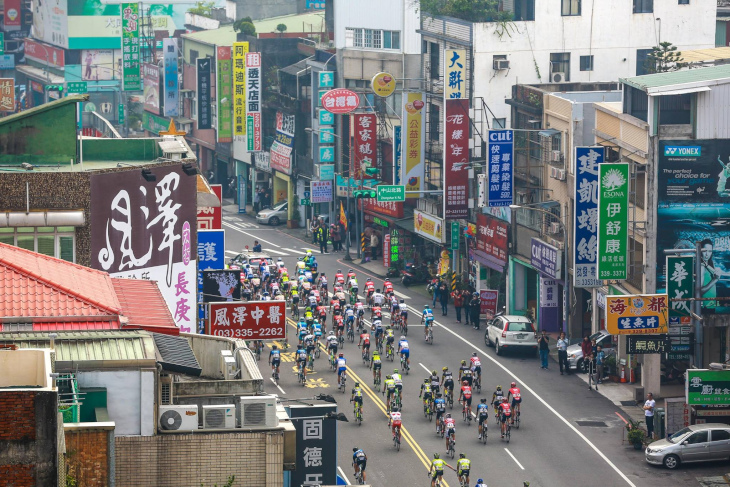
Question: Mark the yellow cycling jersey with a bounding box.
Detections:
[291,289,299,296]
[432,459,445,471]
[457,459,471,470]
[352,388,363,398]
[305,312,313,319]
[384,379,396,390]
[372,353,381,363]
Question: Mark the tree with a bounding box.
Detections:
[233,17,256,37]
[645,42,687,74]
[187,1,215,17]
[276,23,287,35]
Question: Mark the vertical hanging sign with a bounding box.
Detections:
[402,92,425,198]
[162,38,179,116]
[486,129,514,207]
[394,125,402,185]
[597,163,629,280]
[666,255,694,325]
[232,42,249,137]
[121,3,141,91]
[196,58,211,129]
[353,113,377,180]
[444,49,466,99]
[573,146,604,287]
[443,49,468,219]
[216,46,232,143]
[245,52,262,152]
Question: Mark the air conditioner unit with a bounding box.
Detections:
[238,395,279,428]
[221,355,237,380]
[549,166,558,179]
[203,405,236,429]
[551,72,566,83]
[158,405,199,431]
[556,169,566,181]
[549,222,561,234]
[549,237,565,250]
[493,59,510,70]
[551,150,562,163]
[182,90,195,99]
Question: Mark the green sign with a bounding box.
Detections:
[301,199,311,206]
[118,104,125,124]
[319,71,334,88]
[597,163,629,280]
[247,116,254,151]
[377,185,405,202]
[667,255,693,323]
[373,216,389,228]
[66,82,88,94]
[687,369,730,405]
[142,112,169,134]
[217,47,233,143]
[451,221,459,250]
[121,3,141,91]
[390,229,400,263]
[0,33,5,55]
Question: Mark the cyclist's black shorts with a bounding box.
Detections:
[387,336,395,344]
[292,296,299,304]
[512,397,522,408]
[356,459,366,471]
[353,396,363,406]
[459,469,470,477]
[431,384,440,394]
[306,345,315,354]
[444,380,454,391]
[361,343,370,351]
[271,358,280,368]
[395,384,402,393]
[463,396,472,406]
[432,470,444,480]
[473,365,482,376]
[373,362,381,370]
[436,410,445,420]
[423,392,432,402]
[328,344,338,354]
[478,414,488,425]
[500,413,511,424]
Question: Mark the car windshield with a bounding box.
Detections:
[273,201,287,211]
[589,331,605,341]
[668,427,692,443]
[506,322,534,332]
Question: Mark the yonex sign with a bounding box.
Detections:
[664,146,701,157]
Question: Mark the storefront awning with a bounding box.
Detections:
[538,129,560,137]
[470,249,506,273]
[15,64,64,84]
[393,217,415,234]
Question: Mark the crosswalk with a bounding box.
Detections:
[225,247,310,258]
[222,216,260,229]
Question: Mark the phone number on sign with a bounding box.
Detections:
[212,327,285,339]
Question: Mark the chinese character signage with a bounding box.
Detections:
[444,99,469,218]
[197,229,225,331]
[196,184,222,230]
[686,370,730,405]
[480,289,499,319]
[657,139,730,314]
[311,180,333,203]
[276,111,295,136]
[597,163,629,280]
[444,49,466,99]
[232,41,249,136]
[361,200,404,219]
[289,404,337,487]
[197,57,211,129]
[476,213,508,263]
[394,125,402,185]
[163,38,179,116]
[353,113,377,179]
[270,142,292,175]
[208,301,286,340]
[318,108,334,125]
[383,234,391,268]
[318,71,334,88]
[90,164,197,332]
[216,46,233,142]
[390,228,402,263]
[121,3,141,91]
[666,255,694,324]
[371,71,396,98]
[202,270,241,302]
[322,88,359,114]
[573,146,604,288]
[539,277,559,308]
[626,335,670,354]
[402,92,425,198]
[606,294,669,335]
[487,130,514,207]
[245,52,262,151]
[414,209,444,244]
[143,63,160,115]
[531,238,562,280]
[0,78,14,111]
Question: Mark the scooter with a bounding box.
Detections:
[401,263,430,287]
[660,362,685,384]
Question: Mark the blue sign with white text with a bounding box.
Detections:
[487,130,514,207]
[573,147,604,288]
[394,125,402,185]
[531,237,562,280]
[198,230,225,331]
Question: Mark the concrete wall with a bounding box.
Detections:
[226,0,305,22]
[115,431,284,487]
[334,0,421,54]
[0,349,53,388]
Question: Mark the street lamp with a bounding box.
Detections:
[509,204,571,341]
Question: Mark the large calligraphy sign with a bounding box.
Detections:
[90,164,197,332]
[208,301,286,340]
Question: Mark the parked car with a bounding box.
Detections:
[645,423,730,469]
[484,315,537,356]
[228,251,275,275]
[256,201,288,225]
[566,330,617,372]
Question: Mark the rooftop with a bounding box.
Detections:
[620,64,730,94]
[680,46,730,64]
[0,94,88,128]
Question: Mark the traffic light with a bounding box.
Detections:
[353,189,377,199]
[46,84,64,92]
[364,167,381,177]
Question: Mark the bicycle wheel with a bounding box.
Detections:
[396,433,401,451]
[515,411,521,429]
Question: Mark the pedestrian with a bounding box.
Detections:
[452,289,464,323]
[557,332,570,375]
[538,330,550,369]
[643,393,656,439]
[462,289,471,326]
[330,224,340,252]
[580,335,592,373]
[431,278,440,308]
[439,281,449,316]
[263,188,272,208]
[253,186,261,213]
[311,219,319,244]
[469,292,481,329]
[595,345,605,384]
[252,240,262,253]
[370,232,379,260]
[318,224,328,254]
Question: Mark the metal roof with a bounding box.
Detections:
[152,333,202,376]
[0,330,156,370]
[620,64,730,93]
[0,94,88,128]
[680,47,730,63]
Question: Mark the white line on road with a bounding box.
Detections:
[225,250,239,255]
[504,448,525,470]
[281,248,308,255]
[262,248,290,256]
[419,363,431,375]
[337,466,351,485]
[270,377,286,395]
[406,304,637,487]
[222,223,282,247]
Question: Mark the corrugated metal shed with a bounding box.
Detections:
[620,64,730,92]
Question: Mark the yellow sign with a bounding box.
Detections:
[371,72,396,97]
[232,41,249,136]
[438,249,450,276]
[403,92,425,198]
[414,209,444,243]
[444,49,466,99]
[606,294,669,335]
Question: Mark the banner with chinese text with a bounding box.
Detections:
[666,255,693,326]
[444,98,469,218]
[573,146,604,287]
[196,58,211,129]
[162,38,179,116]
[606,294,669,335]
[216,46,233,142]
[352,113,377,180]
[245,52,262,151]
[121,3,141,91]
[197,229,225,333]
[402,92,424,198]
[597,163,629,280]
[444,49,466,99]
[487,130,514,207]
[232,42,249,136]
[208,301,286,340]
[476,213,508,263]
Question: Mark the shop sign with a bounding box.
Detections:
[383,234,391,268]
[402,92,425,198]
[196,184,222,230]
[531,238,561,279]
[625,335,670,354]
[202,269,241,302]
[597,290,607,310]
[319,145,335,163]
[414,209,444,243]
[377,185,405,202]
[216,46,233,142]
[487,130,514,207]
[245,52,262,151]
[143,63,160,115]
[319,127,335,144]
[311,180,333,203]
[317,164,334,181]
[276,111,295,136]
[289,405,337,487]
[197,58,211,129]
[573,146,604,287]
[373,216,389,228]
[318,70,334,88]
[606,294,669,335]
[197,229,225,331]
[480,289,498,319]
[121,3,141,91]
[4,0,20,27]
[0,78,14,111]
[142,111,169,134]
[394,125,402,185]
[24,39,66,67]
[232,42,249,136]
[444,49,466,99]
[476,213,508,263]
[208,301,286,340]
[0,55,14,69]
[687,370,730,406]
[443,98,469,219]
[163,38,179,116]
[254,151,271,173]
[371,71,396,97]
[450,222,459,250]
[321,88,359,114]
[390,228,401,263]
[539,277,559,308]
[597,163,629,280]
[318,108,334,125]
[666,255,693,324]
[362,199,404,219]
[270,143,292,175]
[353,113,377,178]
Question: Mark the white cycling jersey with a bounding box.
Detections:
[398,302,408,312]
[372,293,385,305]
[345,308,355,317]
[327,336,338,346]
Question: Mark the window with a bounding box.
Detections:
[364,29,373,48]
[384,31,400,50]
[429,42,440,80]
[373,30,382,49]
[0,227,76,262]
[580,55,594,71]
[550,53,571,81]
[678,0,689,4]
[345,28,400,50]
[429,103,440,142]
[514,0,535,21]
[686,431,709,445]
[562,0,581,16]
[711,430,730,442]
[633,0,653,13]
[492,118,506,129]
[353,28,363,47]
[635,48,652,76]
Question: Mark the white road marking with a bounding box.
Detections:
[222,223,281,247]
[504,448,525,470]
[225,250,239,255]
[419,363,431,375]
[262,248,290,256]
[270,377,286,395]
[281,248,309,255]
[337,466,351,485]
[406,305,637,487]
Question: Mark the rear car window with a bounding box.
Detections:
[506,322,534,332]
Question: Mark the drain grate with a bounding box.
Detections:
[576,420,608,427]
[620,400,637,407]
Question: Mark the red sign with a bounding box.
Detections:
[209,301,286,340]
[361,199,404,219]
[322,88,360,114]
[270,144,292,174]
[444,99,469,219]
[197,184,222,230]
[24,39,65,68]
[352,113,377,180]
[476,213,508,262]
[4,0,21,27]
[480,290,499,319]
[383,234,391,268]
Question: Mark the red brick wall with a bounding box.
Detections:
[65,429,110,487]
[0,464,34,487]
[0,392,36,441]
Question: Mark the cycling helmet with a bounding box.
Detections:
[442,367,448,372]
[459,453,465,459]
[472,352,478,357]
[424,304,430,309]
[328,331,335,336]
[353,447,358,452]
[424,378,429,383]
[263,292,270,296]
[272,345,278,350]
[400,299,405,303]
[481,398,487,403]
[391,406,400,412]
[393,369,399,374]
[446,413,451,418]
[337,269,341,273]
[463,380,469,385]
[511,382,516,387]
[400,336,405,341]
[306,251,312,257]
[277,257,282,262]
[354,382,360,387]
[376,288,382,293]
[497,385,502,390]
[473,291,479,296]
[478,480,484,484]
[434,453,440,459]
[432,370,437,375]
[461,360,467,366]
[503,397,509,403]
[386,325,392,329]
[339,353,344,357]
[386,375,392,379]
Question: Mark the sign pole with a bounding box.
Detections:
[694,240,703,368]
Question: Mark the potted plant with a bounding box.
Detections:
[626,418,645,450]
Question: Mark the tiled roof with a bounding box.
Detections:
[0,242,122,321]
[112,279,179,335]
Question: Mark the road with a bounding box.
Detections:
[222,211,728,487]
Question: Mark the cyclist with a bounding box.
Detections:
[392,369,403,400]
[420,378,433,413]
[443,413,456,451]
[358,330,371,361]
[398,336,410,369]
[441,367,455,404]
[398,299,408,327]
[456,454,471,487]
[290,282,299,306]
[352,447,367,483]
[274,290,286,302]
[350,381,364,417]
[331,299,342,326]
[303,331,315,369]
[335,269,345,286]
[261,291,271,301]
[491,385,505,417]
[334,287,347,308]
[498,397,512,438]
[459,380,473,418]
[434,392,447,434]
[295,345,308,382]
[429,369,441,395]
[354,300,365,328]
[316,304,328,325]
[371,304,383,323]
[365,278,376,305]
[385,326,395,356]
[334,314,345,341]
[470,352,482,384]
[383,374,396,409]
[304,306,314,328]
[268,345,281,377]
[326,331,338,361]
[307,290,318,309]
[508,382,522,424]
[476,479,487,487]
[430,453,446,487]
[270,280,280,297]
[383,278,394,296]
[371,289,385,315]
[389,293,399,317]
[372,315,384,349]
[348,274,359,296]
[459,360,473,387]
[476,398,489,440]
[389,406,402,443]
[347,269,357,281]
[297,319,309,346]
[345,305,356,335]
[318,272,328,294]
[371,348,382,383]
[422,305,434,341]
[336,353,347,388]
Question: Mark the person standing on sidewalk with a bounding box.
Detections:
[469,292,481,329]
[370,232,379,260]
[557,332,569,375]
[595,346,605,384]
[331,224,341,252]
[452,290,464,323]
[462,289,471,326]
[580,335,592,373]
[431,279,441,308]
[538,331,550,369]
[317,225,328,254]
[439,281,449,316]
[311,219,320,245]
[643,393,656,439]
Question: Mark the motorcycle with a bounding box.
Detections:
[660,362,686,385]
[401,263,431,287]
[386,266,401,278]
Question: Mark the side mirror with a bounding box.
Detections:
[682,441,689,446]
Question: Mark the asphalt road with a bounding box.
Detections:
[222,211,729,487]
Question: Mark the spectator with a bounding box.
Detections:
[439,281,449,316]
[311,219,319,244]
[557,332,570,375]
[462,289,472,326]
[253,186,261,213]
[469,292,481,329]
[580,335,592,373]
[452,289,464,323]
[643,393,656,439]
[538,330,550,370]
[262,188,271,208]
[317,224,328,254]
[595,345,605,384]
[430,278,441,308]
[252,240,262,253]
[330,224,341,252]
[370,232,379,260]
